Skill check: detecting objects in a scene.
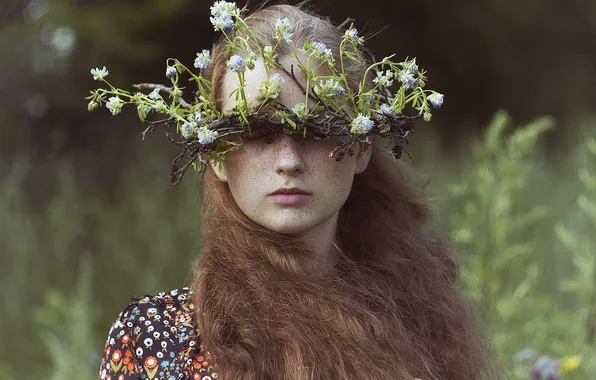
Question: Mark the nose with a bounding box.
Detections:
[274,134,306,175]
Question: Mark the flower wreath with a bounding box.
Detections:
[86,1,444,184]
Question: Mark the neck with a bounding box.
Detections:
[293,213,340,276]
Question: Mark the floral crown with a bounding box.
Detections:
[86,1,444,184]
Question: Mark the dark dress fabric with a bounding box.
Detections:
[98,287,218,380]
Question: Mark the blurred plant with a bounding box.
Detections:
[553,122,596,377]
[446,110,555,373]
[513,349,582,379]
[0,146,200,378]
[35,254,98,380]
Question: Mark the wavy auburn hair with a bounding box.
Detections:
[191,3,500,379]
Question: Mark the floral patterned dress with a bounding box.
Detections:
[98,287,219,380]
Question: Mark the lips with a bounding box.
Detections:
[268,187,312,206]
[268,187,312,196]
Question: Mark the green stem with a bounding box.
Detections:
[339,40,357,110]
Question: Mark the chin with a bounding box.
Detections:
[264,223,312,236]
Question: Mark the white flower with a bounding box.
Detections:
[197,126,218,145]
[106,97,124,115]
[227,55,245,73]
[350,114,374,134]
[210,14,234,31]
[152,100,168,112]
[397,70,417,89]
[315,79,344,97]
[344,28,357,39]
[343,28,363,46]
[210,1,238,17]
[258,73,285,99]
[373,70,394,87]
[377,103,396,116]
[181,121,198,139]
[307,42,334,63]
[405,61,418,74]
[292,102,309,118]
[148,88,161,100]
[275,17,294,44]
[427,91,444,108]
[194,50,212,71]
[137,104,151,120]
[90,66,109,81]
[166,66,177,79]
[192,111,203,123]
[209,1,238,31]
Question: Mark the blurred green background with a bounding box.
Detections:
[0,0,595,379]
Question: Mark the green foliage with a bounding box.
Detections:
[446,111,555,370]
[36,255,97,380]
[0,144,200,378]
[553,125,596,377]
[440,114,596,379]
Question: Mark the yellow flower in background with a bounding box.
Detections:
[558,355,581,374]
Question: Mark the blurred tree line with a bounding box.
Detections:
[1,0,595,184]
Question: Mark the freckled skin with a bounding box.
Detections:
[211,55,372,242]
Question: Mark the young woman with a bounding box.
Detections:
[98,3,499,380]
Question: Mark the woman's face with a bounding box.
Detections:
[211,56,372,236]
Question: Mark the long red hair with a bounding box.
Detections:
[191,3,499,379]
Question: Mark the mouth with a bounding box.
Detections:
[268,187,312,196]
[268,187,312,206]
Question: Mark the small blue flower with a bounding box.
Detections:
[373,70,394,87]
[397,70,417,89]
[194,50,212,71]
[427,91,444,108]
[181,121,198,139]
[227,55,246,73]
[275,17,294,44]
[166,66,177,79]
[405,61,418,74]
[152,100,168,112]
[210,13,234,31]
[377,103,396,117]
[343,28,364,46]
[148,88,161,100]
[90,66,109,81]
[209,1,238,31]
[192,111,203,123]
[350,114,374,134]
[210,1,238,17]
[197,126,219,144]
[310,42,334,63]
[106,97,124,115]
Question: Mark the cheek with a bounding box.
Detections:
[309,154,356,199]
[222,145,269,196]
